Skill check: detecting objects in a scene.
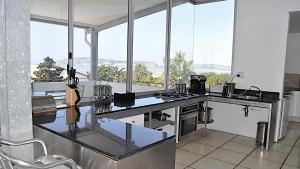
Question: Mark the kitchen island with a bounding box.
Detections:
[33,106,175,169]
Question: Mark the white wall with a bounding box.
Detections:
[285,33,300,74]
[231,0,300,141]
[233,0,300,95]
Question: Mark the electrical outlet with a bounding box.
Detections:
[237,72,244,78]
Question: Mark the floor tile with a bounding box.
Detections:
[294,140,300,148]
[290,147,300,157]
[281,165,299,169]
[221,141,255,154]
[279,137,297,146]
[271,143,293,154]
[190,157,235,169]
[208,148,246,164]
[232,136,256,147]
[180,142,216,156]
[175,163,187,169]
[250,148,287,163]
[186,131,207,142]
[286,129,300,139]
[240,156,281,169]
[176,149,203,166]
[288,122,300,130]
[285,155,300,168]
[207,131,236,141]
[195,137,228,147]
[177,139,192,148]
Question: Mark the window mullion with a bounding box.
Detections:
[126,0,134,93]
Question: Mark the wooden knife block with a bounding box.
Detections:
[66,84,80,107]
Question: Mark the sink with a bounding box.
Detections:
[233,95,260,101]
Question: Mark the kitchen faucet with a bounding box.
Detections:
[250,86,262,99]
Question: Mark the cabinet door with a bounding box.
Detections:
[207,102,269,138]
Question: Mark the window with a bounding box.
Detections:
[74,28,92,81]
[98,23,128,93]
[30,21,68,83]
[170,0,235,88]
[170,3,195,87]
[133,0,167,92]
[194,0,234,87]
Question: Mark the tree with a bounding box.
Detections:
[133,64,153,84]
[32,56,64,83]
[98,65,126,82]
[133,64,163,87]
[203,72,231,87]
[169,51,195,86]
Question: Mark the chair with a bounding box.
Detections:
[0,139,81,169]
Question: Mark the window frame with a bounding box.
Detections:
[30,0,236,95]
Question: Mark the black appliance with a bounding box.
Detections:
[190,75,207,94]
[114,92,135,107]
[179,103,199,140]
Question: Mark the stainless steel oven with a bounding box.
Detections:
[179,103,199,140]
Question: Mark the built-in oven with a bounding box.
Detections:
[179,103,199,140]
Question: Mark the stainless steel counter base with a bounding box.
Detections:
[33,126,175,169]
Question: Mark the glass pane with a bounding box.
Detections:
[31,21,68,83]
[169,0,235,88]
[96,1,128,94]
[74,28,92,81]
[98,24,128,93]
[170,3,195,88]
[133,0,167,92]
[194,0,234,87]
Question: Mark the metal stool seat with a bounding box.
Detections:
[0,139,81,169]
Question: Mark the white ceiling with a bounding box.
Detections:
[30,0,167,27]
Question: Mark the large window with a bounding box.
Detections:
[133,1,167,92]
[30,0,235,94]
[170,0,235,88]
[74,28,92,80]
[31,22,92,83]
[31,21,68,83]
[169,3,195,87]
[98,23,128,93]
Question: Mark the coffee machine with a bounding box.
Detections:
[190,75,207,95]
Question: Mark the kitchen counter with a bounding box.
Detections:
[33,89,280,166]
[33,106,174,161]
[75,91,279,119]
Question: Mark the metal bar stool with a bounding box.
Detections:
[0,139,81,169]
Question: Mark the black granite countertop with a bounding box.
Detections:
[208,92,280,103]
[33,106,175,161]
[83,94,206,116]
[74,91,279,117]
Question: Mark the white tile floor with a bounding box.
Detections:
[176,122,300,169]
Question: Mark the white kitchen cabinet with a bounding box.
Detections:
[289,91,300,122]
[156,124,175,135]
[207,102,269,138]
[118,114,144,127]
[161,108,176,121]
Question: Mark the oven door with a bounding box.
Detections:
[179,112,198,139]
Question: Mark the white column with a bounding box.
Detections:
[0,0,33,159]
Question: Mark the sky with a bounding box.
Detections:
[31,0,234,68]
